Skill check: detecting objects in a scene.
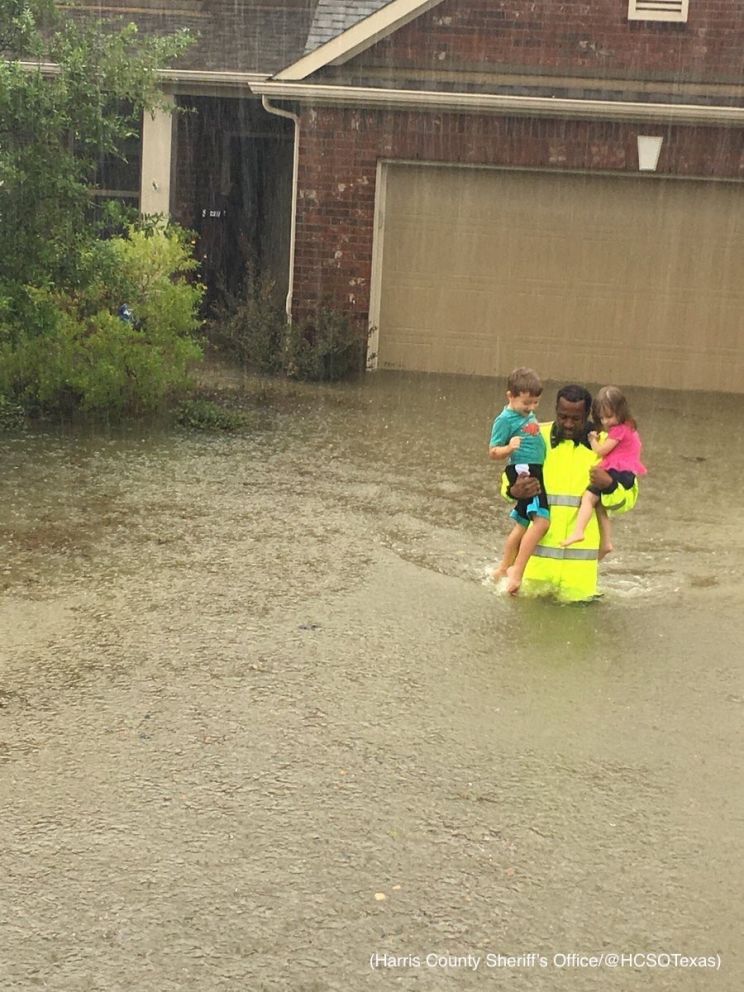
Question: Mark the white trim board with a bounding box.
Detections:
[366,158,389,370]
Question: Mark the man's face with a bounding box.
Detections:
[555,397,587,440]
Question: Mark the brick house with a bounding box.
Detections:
[67,0,744,390]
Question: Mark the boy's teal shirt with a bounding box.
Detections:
[489,406,546,465]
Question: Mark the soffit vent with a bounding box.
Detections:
[628,0,689,22]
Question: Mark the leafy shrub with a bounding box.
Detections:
[211,273,368,383]
[175,398,249,432]
[0,395,25,431]
[209,271,286,375]
[286,308,368,382]
[0,223,204,416]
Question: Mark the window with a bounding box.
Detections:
[91,118,142,207]
[628,0,689,22]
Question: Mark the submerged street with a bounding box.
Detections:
[1,370,742,990]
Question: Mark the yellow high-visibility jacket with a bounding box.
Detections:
[500,422,639,602]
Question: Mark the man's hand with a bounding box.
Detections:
[509,474,541,500]
[589,465,614,490]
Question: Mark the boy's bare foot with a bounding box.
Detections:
[504,566,521,595]
[560,532,584,548]
[598,542,613,561]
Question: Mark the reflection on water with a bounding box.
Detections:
[1,369,743,991]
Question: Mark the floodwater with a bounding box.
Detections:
[1,368,742,991]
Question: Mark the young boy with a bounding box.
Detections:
[489,367,550,584]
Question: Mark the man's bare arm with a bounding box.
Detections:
[507,474,541,500]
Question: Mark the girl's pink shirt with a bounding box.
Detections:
[601,423,647,475]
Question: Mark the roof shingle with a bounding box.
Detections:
[304,0,393,53]
[59,0,320,75]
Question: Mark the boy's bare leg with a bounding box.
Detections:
[561,490,599,548]
[505,516,550,595]
[596,504,613,560]
[491,522,526,580]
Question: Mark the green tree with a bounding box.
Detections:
[0,0,202,416]
[1,0,190,286]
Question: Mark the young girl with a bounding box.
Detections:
[561,385,646,558]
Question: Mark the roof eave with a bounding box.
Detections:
[17,61,271,94]
[251,80,744,127]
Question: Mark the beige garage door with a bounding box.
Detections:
[375,164,744,392]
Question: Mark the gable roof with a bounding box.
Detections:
[59,0,319,76]
[275,0,445,80]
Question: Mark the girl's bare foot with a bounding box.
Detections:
[560,532,584,548]
[504,566,521,595]
[598,542,613,561]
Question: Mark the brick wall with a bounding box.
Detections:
[354,0,744,83]
[292,105,744,323]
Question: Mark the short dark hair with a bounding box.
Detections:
[556,384,593,415]
[507,367,542,396]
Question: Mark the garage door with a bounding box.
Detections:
[373,164,744,392]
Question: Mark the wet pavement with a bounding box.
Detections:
[1,369,743,990]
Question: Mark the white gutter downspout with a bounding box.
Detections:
[261,95,300,322]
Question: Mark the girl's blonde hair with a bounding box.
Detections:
[593,385,636,429]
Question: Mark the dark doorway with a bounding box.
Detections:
[172,96,293,307]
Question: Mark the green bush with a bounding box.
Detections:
[209,271,286,375]
[211,274,367,383]
[175,398,250,432]
[286,307,368,382]
[0,395,26,431]
[0,223,204,416]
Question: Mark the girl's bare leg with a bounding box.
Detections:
[596,504,613,560]
[561,490,599,548]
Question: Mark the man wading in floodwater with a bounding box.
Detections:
[501,384,638,602]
